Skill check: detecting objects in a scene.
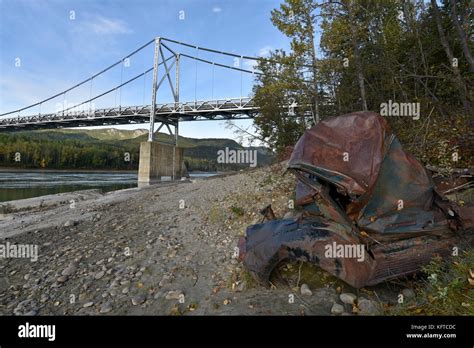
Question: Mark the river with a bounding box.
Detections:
[0,169,216,203]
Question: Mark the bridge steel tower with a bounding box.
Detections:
[138,37,185,185]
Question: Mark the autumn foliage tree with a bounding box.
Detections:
[252,0,473,167]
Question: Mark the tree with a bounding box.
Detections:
[252,0,472,166]
[431,0,471,114]
[271,0,321,124]
[448,0,474,72]
[253,50,310,152]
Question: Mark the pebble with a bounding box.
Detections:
[340,293,357,304]
[83,302,94,308]
[95,271,105,280]
[40,294,49,303]
[358,299,379,315]
[234,281,246,292]
[165,290,183,300]
[56,275,69,283]
[300,284,312,296]
[159,274,173,287]
[99,302,113,314]
[131,295,146,306]
[331,303,345,315]
[62,264,77,276]
[64,220,77,227]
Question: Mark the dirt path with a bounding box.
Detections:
[0,164,400,316]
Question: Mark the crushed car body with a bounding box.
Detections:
[239,111,474,288]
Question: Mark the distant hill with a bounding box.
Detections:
[0,128,274,171]
[54,128,149,141]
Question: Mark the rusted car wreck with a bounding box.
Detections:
[239,111,474,288]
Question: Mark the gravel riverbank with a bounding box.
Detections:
[0,163,398,315]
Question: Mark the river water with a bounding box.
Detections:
[0,170,216,203]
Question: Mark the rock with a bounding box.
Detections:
[331,303,345,315]
[56,275,69,283]
[358,299,379,315]
[62,264,77,276]
[122,287,129,294]
[83,301,94,308]
[402,288,415,300]
[300,284,312,296]
[94,271,105,280]
[340,293,357,304]
[64,220,77,227]
[234,281,246,292]
[24,310,37,316]
[283,211,295,219]
[99,302,113,314]
[109,280,119,288]
[165,290,183,300]
[159,274,174,287]
[131,295,146,306]
[0,277,9,292]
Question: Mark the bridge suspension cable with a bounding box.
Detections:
[0,38,155,117]
[52,53,173,113]
[2,36,314,119]
[161,37,313,68]
[59,67,153,114]
[179,53,261,75]
[54,54,174,115]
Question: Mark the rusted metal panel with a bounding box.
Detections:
[240,111,474,288]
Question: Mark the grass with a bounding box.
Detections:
[390,247,474,315]
[230,205,245,217]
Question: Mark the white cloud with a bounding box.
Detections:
[243,60,258,71]
[258,46,273,58]
[241,46,274,71]
[79,16,132,35]
[212,7,222,13]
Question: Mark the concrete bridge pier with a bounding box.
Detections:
[138,141,185,185]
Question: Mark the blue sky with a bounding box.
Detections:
[0,0,296,143]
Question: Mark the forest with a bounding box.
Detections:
[0,130,273,171]
[252,0,472,168]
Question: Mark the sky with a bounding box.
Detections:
[0,0,296,144]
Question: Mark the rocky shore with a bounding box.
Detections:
[0,163,398,315]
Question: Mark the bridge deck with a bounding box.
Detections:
[0,98,259,131]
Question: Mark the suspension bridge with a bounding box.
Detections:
[0,37,276,134]
[0,36,312,183]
